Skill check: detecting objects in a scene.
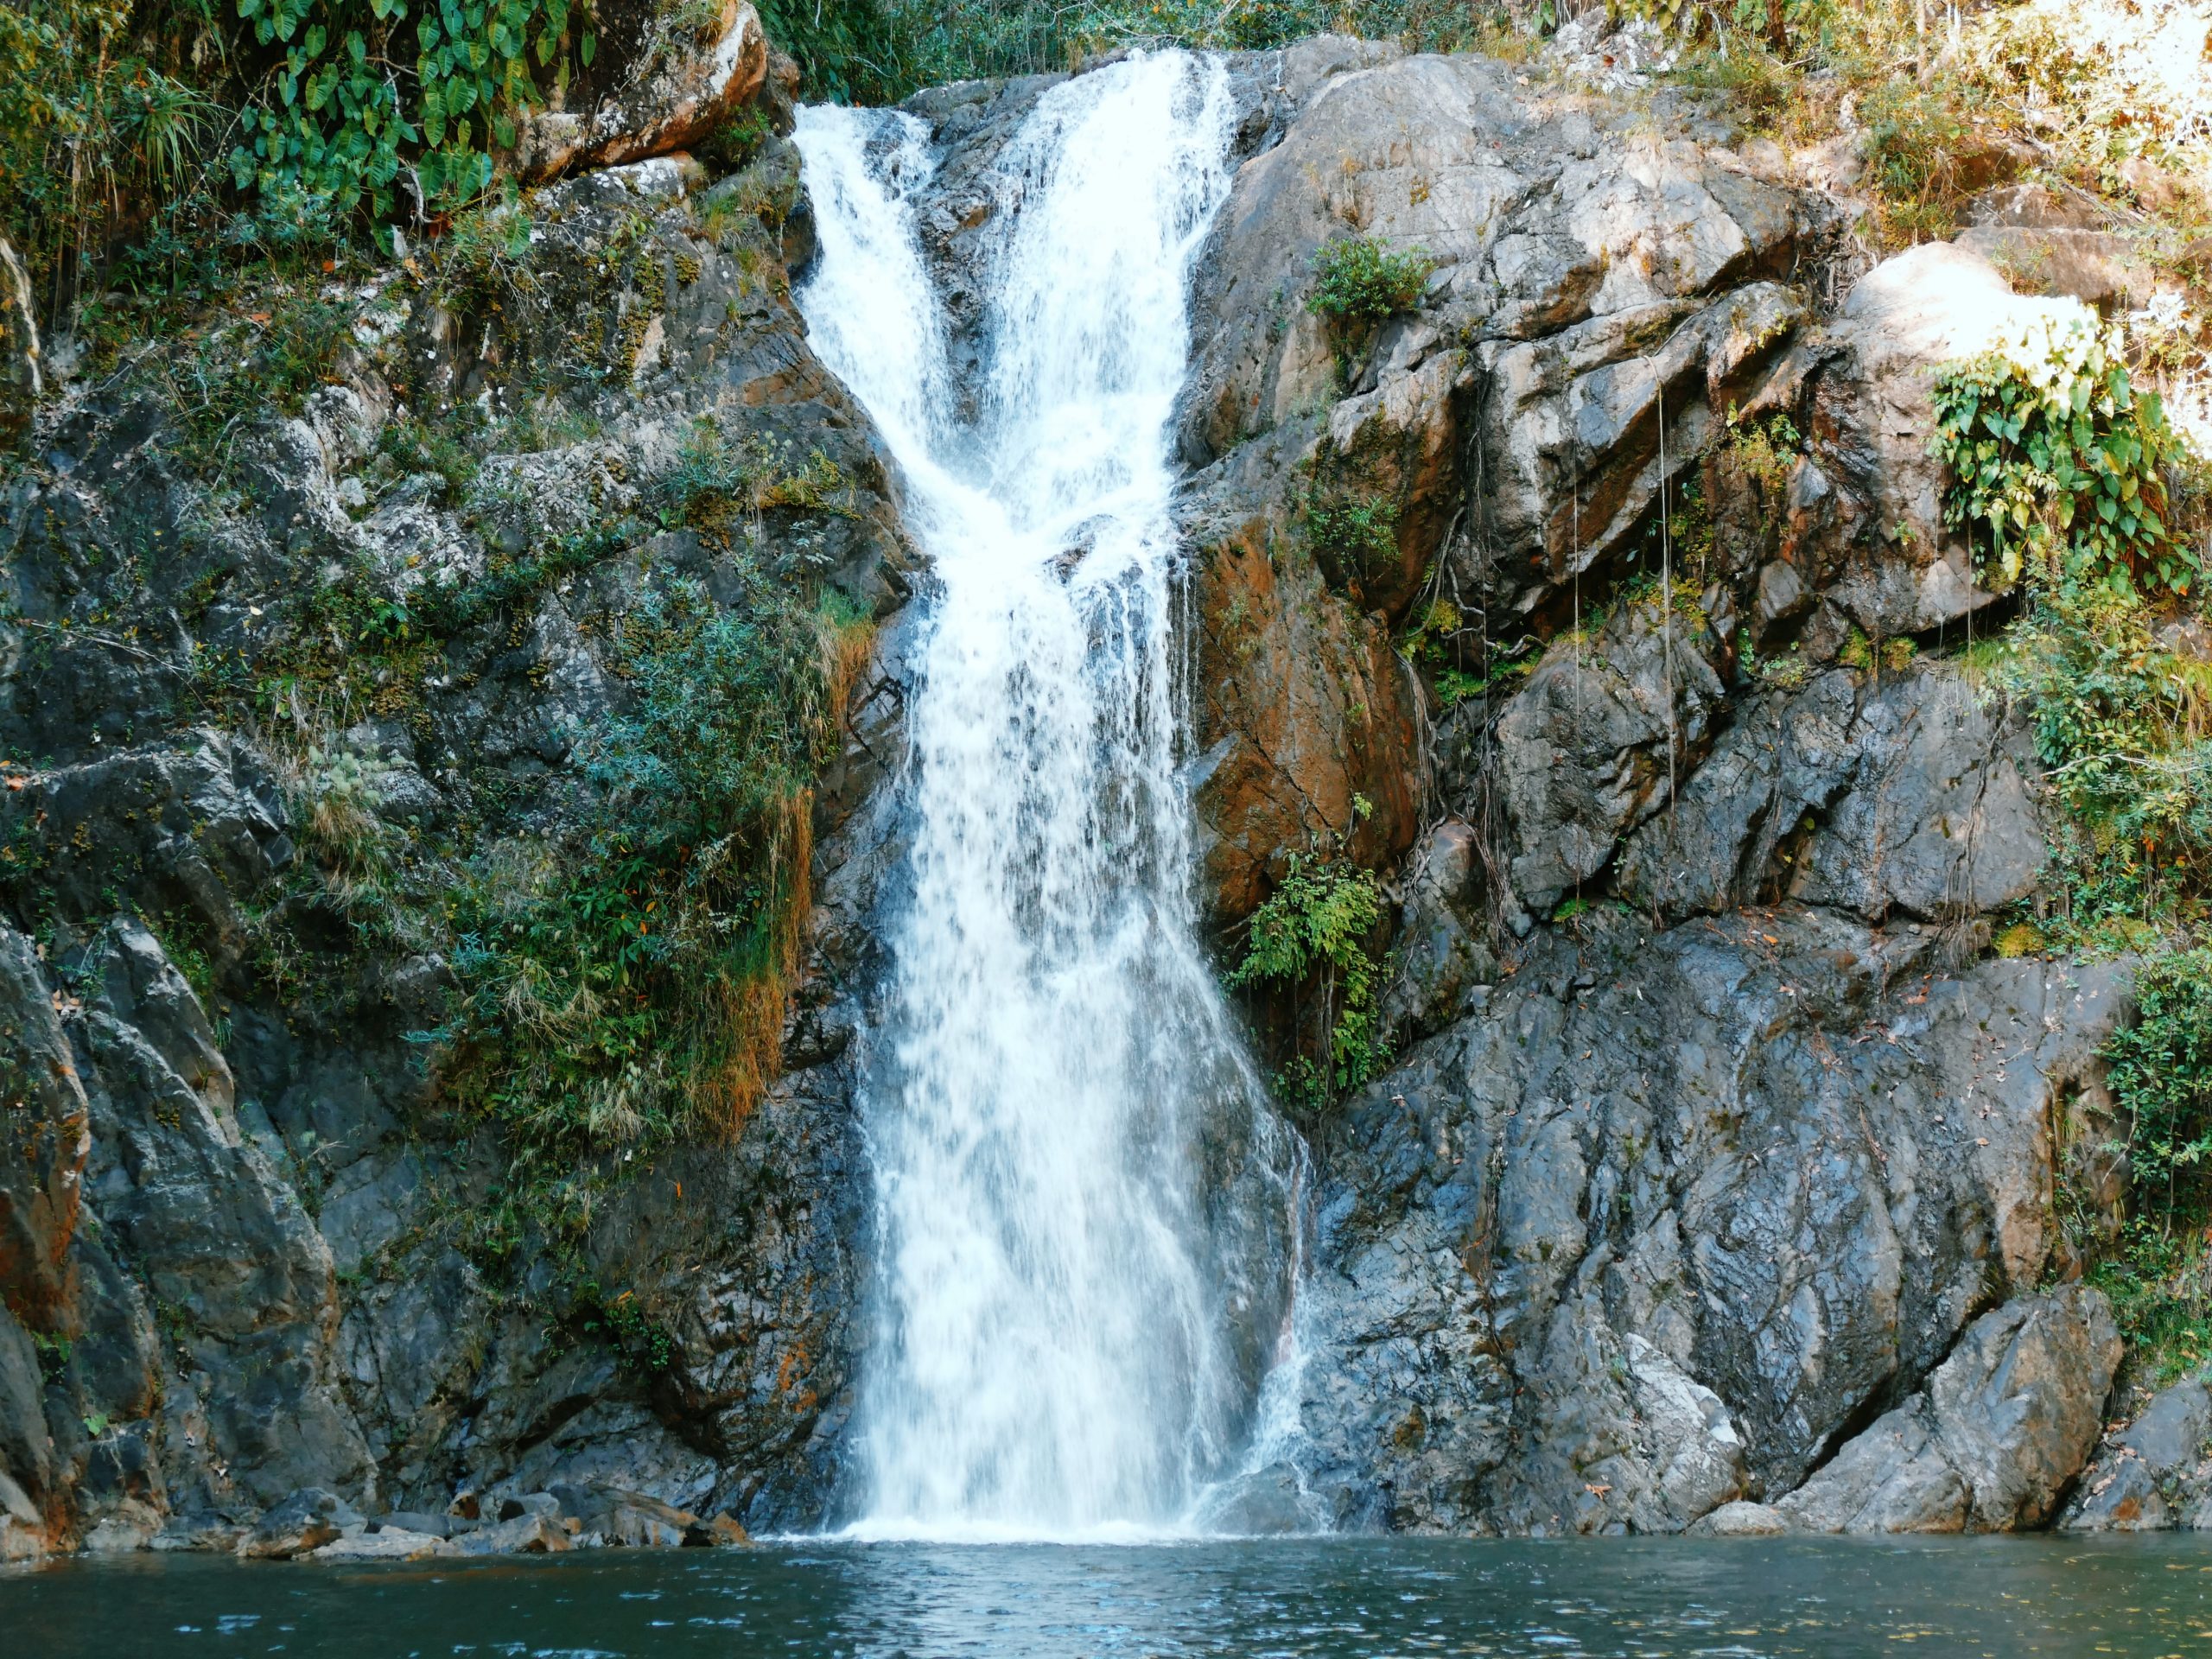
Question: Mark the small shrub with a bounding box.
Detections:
[1724,407,1803,493]
[652,419,856,549]
[1671,42,1799,134]
[438,573,870,1172]
[2106,949,2212,1236]
[1933,313,2197,600]
[1307,234,1434,333]
[1860,77,1974,241]
[1304,487,1401,594]
[2001,588,2212,938]
[1229,801,1389,1114]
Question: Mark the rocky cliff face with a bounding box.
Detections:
[0,34,2164,1556]
[0,61,921,1554]
[1173,41,2142,1535]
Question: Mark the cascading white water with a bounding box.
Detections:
[794,53,1296,1540]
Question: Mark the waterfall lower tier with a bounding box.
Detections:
[793,53,1302,1541]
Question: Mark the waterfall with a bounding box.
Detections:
[794,53,1298,1541]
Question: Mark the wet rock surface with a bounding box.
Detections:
[1137,41,2150,1540]
[1775,1286,2120,1533]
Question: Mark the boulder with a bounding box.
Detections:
[1179,52,1808,629]
[512,0,766,183]
[1494,600,1726,918]
[1622,660,2046,925]
[83,1500,165,1553]
[2062,1372,2212,1532]
[454,1511,572,1554]
[309,1526,456,1562]
[0,921,91,1334]
[0,1467,44,1560]
[551,1483,699,1547]
[1692,1499,1789,1536]
[1380,821,1497,1039]
[70,918,377,1509]
[1190,1463,1320,1535]
[1777,1287,2121,1533]
[374,1509,459,1540]
[238,1489,365,1560]
[1787,664,2046,921]
[1802,244,2089,640]
[149,1511,250,1553]
[1184,447,1423,926]
[1618,670,1859,918]
[1952,227,2152,312]
[702,1511,752,1546]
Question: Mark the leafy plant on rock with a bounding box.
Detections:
[2106,949,2212,1236]
[1229,797,1388,1114]
[1306,232,1433,389]
[1307,233,1434,331]
[229,0,601,214]
[1933,311,2197,599]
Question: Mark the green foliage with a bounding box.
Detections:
[1304,486,1401,594]
[1403,597,1537,708]
[791,0,1521,101]
[584,575,836,840]
[1859,77,1974,241]
[437,571,858,1182]
[158,289,353,467]
[1934,320,2196,600]
[1306,233,1434,333]
[2091,1232,2212,1388]
[570,1278,679,1376]
[29,1331,72,1384]
[2089,951,2212,1385]
[2106,949,2212,1234]
[2011,592,2212,936]
[1669,41,1799,131]
[1933,294,2212,1390]
[1229,799,1388,1113]
[650,418,857,545]
[758,0,914,104]
[228,0,599,215]
[1723,404,1803,493]
[4,0,601,312]
[0,0,226,311]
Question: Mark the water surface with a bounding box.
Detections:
[9,1536,2212,1657]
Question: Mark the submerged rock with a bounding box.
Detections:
[310,1526,457,1562]
[238,1490,365,1560]
[1191,1464,1323,1536]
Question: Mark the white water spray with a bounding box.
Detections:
[796,54,1298,1540]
